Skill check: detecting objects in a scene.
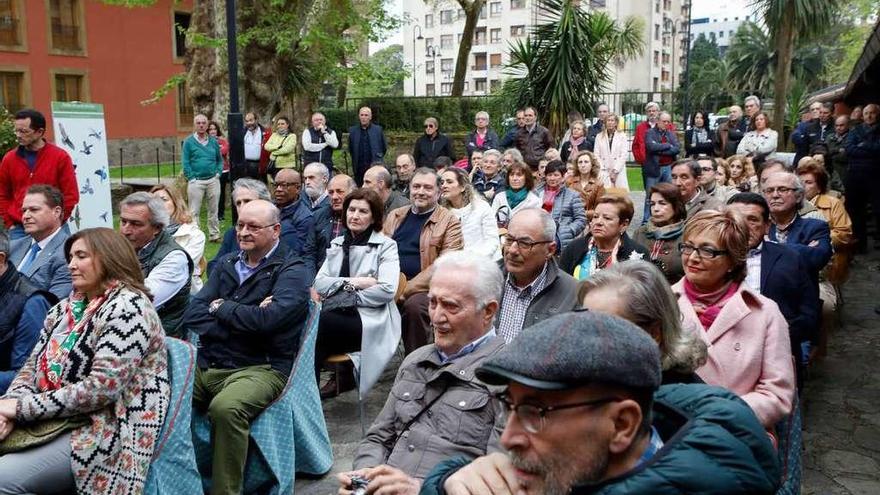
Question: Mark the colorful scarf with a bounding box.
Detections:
[541,186,560,213]
[682,278,739,331]
[573,237,621,281]
[506,187,529,211]
[37,281,118,391]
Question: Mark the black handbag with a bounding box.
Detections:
[321,281,358,312]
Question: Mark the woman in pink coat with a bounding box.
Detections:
[593,113,629,190]
[672,210,795,429]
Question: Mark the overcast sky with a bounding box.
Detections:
[370,0,404,54]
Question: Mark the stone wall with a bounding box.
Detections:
[106,136,182,167]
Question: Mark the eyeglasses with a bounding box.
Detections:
[235,222,278,232]
[274,182,300,189]
[679,242,728,259]
[503,235,552,252]
[13,128,36,135]
[495,394,621,434]
[762,186,795,195]
[424,124,435,129]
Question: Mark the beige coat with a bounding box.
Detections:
[593,130,630,189]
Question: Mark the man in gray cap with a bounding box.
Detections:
[421,311,782,495]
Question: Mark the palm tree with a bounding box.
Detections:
[751,0,838,136]
[502,0,644,137]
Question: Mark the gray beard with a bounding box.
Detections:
[509,450,609,495]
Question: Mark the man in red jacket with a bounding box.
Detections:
[0,109,78,240]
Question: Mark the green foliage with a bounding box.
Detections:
[689,33,721,66]
[0,107,16,153]
[785,78,810,133]
[684,34,736,113]
[502,0,644,136]
[140,73,187,106]
[319,96,512,132]
[347,44,408,98]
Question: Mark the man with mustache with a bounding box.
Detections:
[337,252,506,495]
[384,168,463,354]
[422,311,782,495]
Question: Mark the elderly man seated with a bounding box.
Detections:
[422,311,782,495]
[182,199,311,495]
[337,251,506,494]
[119,191,193,337]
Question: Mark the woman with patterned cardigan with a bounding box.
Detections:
[0,228,170,495]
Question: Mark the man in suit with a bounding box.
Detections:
[641,112,680,222]
[348,107,388,186]
[9,184,72,300]
[728,193,818,388]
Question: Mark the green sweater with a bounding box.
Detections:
[182,134,222,180]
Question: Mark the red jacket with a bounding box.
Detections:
[631,121,677,165]
[0,142,79,227]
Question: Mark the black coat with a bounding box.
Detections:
[684,127,715,157]
[413,133,455,168]
[183,241,311,375]
[558,233,650,277]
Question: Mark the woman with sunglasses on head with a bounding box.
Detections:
[672,210,794,430]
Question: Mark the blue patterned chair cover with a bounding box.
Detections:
[775,393,802,495]
[193,301,333,494]
[143,337,203,495]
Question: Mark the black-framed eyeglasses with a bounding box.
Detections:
[679,242,728,259]
[235,222,279,232]
[274,182,300,189]
[762,186,795,195]
[495,394,621,433]
[424,124,435,128]
[502,235,552,252]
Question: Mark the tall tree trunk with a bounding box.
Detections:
[772,2,795,148]
[451,0,485,97]
[186,0,220,118]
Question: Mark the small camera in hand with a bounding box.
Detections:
[350,475,369,495]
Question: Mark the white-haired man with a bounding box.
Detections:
[301,112,339,172]
[338,251,506,495]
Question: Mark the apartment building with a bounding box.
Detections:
[402,0,690,97]
[688,0,753,55]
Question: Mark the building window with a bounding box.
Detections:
[510,25,525,37]
[474,78,487,93]
[54,73,84,102]
[653,77,658,92]
[474,27,486,45]
[426,83,435,96]
[440,10,453,24]
[457,8,465,20]
[653,50,659,65]
[48,0,85,54]
[425,37,434,50]
[426,60,435,74]
[654,24,660,41]
[441,34,453,50]
[490,79,501,92]
[177,82,194,128]
[729,30,734,37]
[0,70,24,112]
[441,58,453,73]
[490,53,502,68]
[510,0,525,9]
[490,2,502,16]
[655,0,659,13]
[425,14,434,28]
[490,28,501,43]
[479,6,486,19]
[173,11,191,60]
[0,0,25,50]
[441,82,452,95]
[719,31,724,38]
[472,53,487,70]
[661,70,669,82]
[662,53,670,64]
[663,0,671,10]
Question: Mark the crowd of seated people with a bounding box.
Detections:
[0,96,870,494]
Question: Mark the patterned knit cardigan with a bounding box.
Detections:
[3,285,170,495]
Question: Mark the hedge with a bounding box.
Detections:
[318,96,516,134]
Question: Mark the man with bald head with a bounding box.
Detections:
[183,199,311,495]
[716,105,748,157]
[305,173,357,271]
[364,165,410,217]
[845,103,880,252]
[348,106,388,186]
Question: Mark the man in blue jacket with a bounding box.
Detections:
[183,199,310,495]
[420,311,780,495]
[729,193,819,388]
[642,112,680,222]
[348,107,388,186]
[844,103,880,252]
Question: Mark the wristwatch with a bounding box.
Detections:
[209,299,225,315]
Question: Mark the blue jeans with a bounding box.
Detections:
[641,165,672,223]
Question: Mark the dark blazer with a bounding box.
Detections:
[759,241,820,352]
[183,242,310,376]
[464,128,501,159]
[558,233,650,277]
[347,123,388,176]
[684,127,715,157]
[644,127,680,177]
[302,204,335,276]
[413,133,455,168]
[767,215,832,281]
[9,226,72,300]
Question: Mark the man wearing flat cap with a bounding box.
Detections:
[421,311,782,495]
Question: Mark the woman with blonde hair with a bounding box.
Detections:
[150,184,206,293]
[593,113,629,189]
[441,167,501,260]
[0,228,169,494]
[727,154,758,192]
[566,150,605,218]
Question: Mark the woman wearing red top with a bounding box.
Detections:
[208,121,230,221]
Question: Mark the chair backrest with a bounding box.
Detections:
[394,272,407,302]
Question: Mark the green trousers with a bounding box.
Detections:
[193,365,287,495]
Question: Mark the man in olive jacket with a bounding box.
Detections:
[337,252,506,495]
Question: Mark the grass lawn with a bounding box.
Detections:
[625,166,644,191]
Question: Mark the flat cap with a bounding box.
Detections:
[476,310,662,391]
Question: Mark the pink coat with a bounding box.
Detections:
[672,281,795,428]
[593,130,630,190]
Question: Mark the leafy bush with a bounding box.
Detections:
[0,107,16,154]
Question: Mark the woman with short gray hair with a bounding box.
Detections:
[465,111,500,165]
[579,260,707,384]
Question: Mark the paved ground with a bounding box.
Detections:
[295,193,880,494]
